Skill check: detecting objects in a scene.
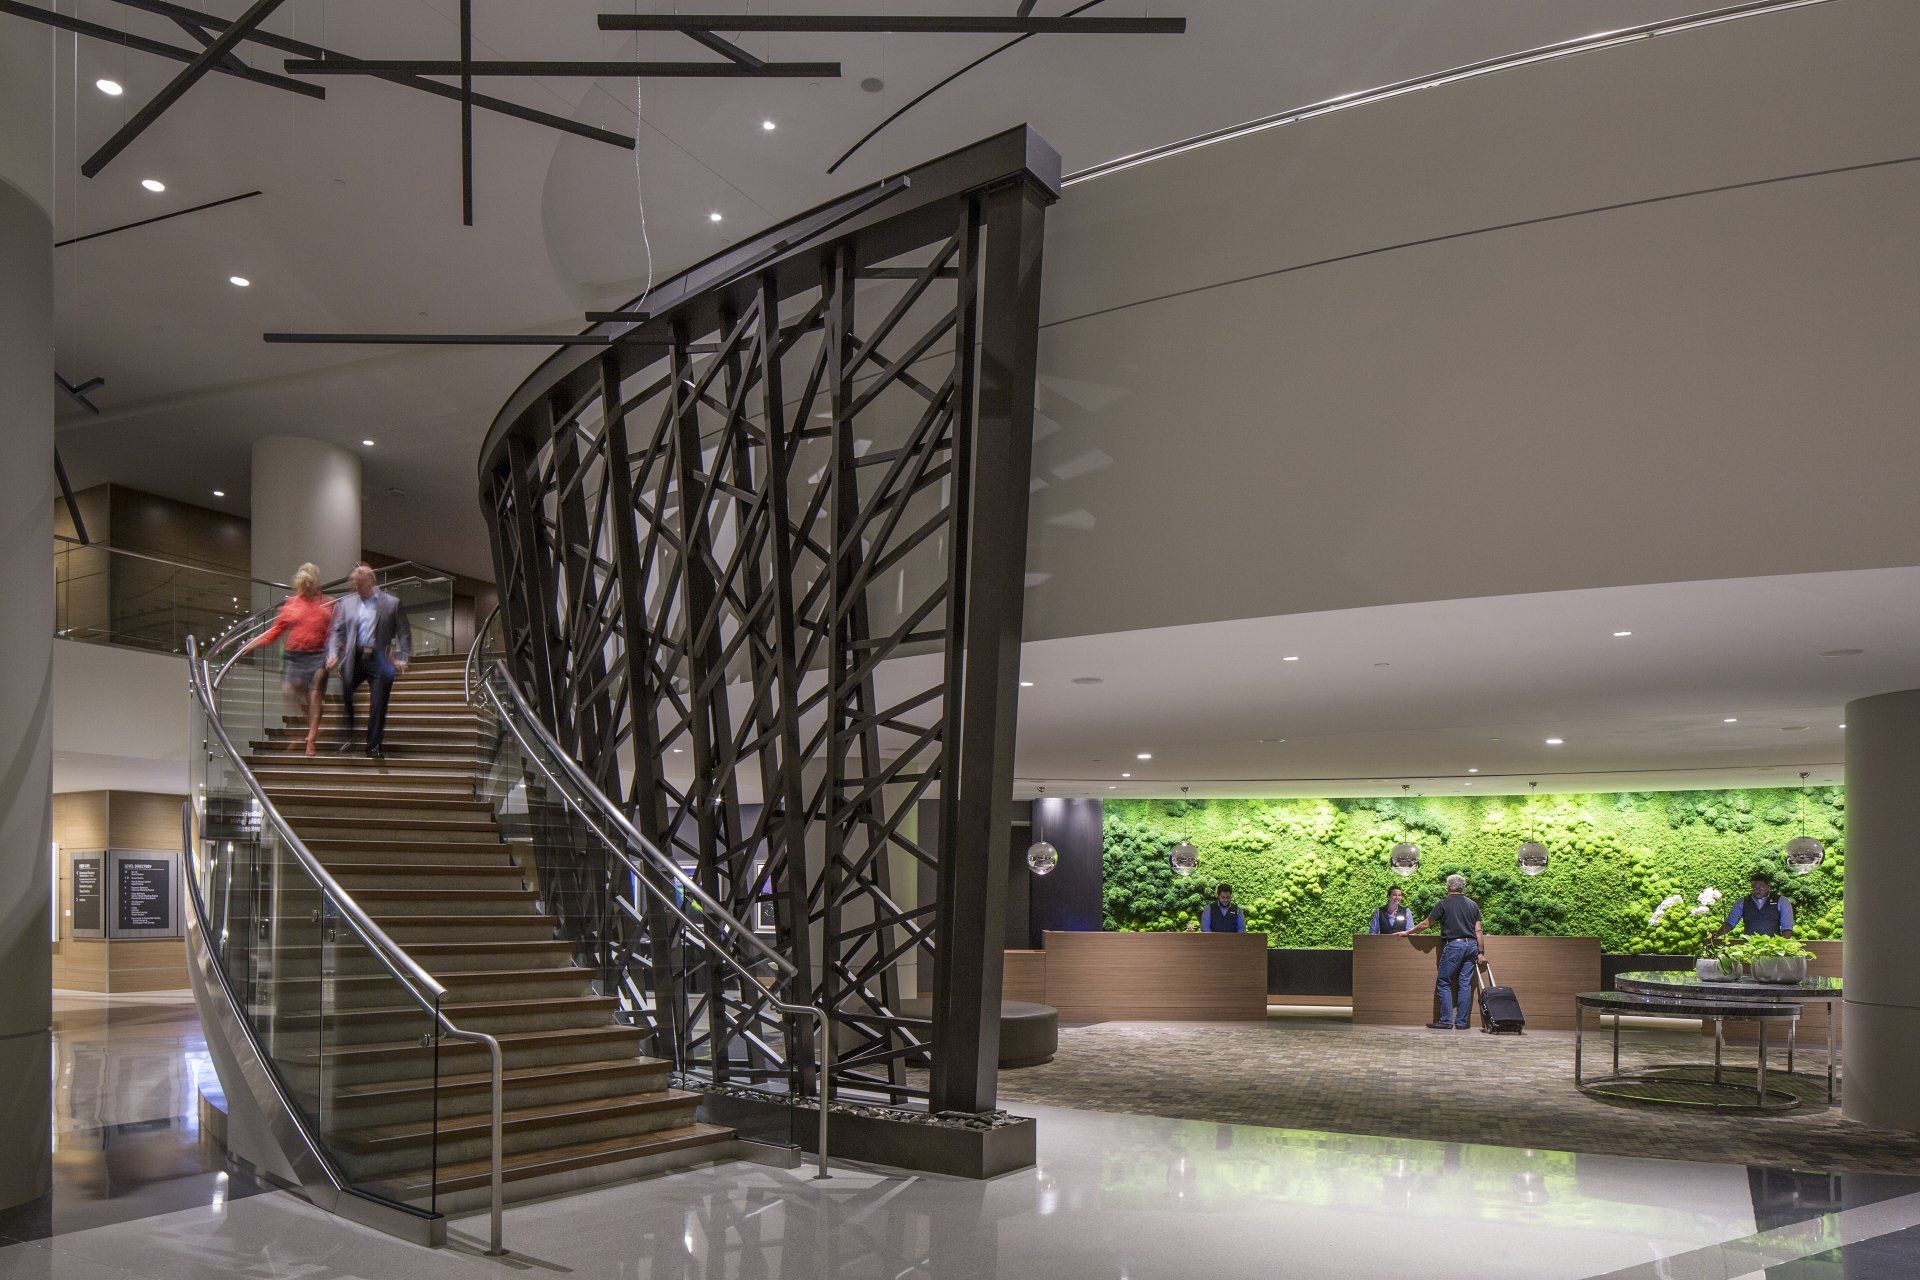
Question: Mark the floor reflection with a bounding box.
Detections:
[0,992,267,1245]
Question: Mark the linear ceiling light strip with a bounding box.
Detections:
[81,0,293,177]
[0,1,322,98]
[99,0,633,149]
[1062,0,1836,186]
[595,14,1184,34]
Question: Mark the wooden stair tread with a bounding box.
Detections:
[282,964,588,987]
[332,1056,668,1103]
[313,1024,641,1063]
[384,1124,735,1195]
[333,1089,701,1148]
[296,994,617,1023]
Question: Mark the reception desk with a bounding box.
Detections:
[1352,933,1601,1032]
[1039,930,1268,1021]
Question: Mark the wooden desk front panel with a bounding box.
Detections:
[1352,934,1601,1032]
[1041,930,1268,1021]
[1003,950,1048,1004]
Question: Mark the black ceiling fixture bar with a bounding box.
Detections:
[56,373,105,413]
[81,0,292,177]
[460,0,474,226]
[53,450,90,545]
[265,332,634,346]
[54,189,262,249]
[284,58,842,78]
[100,0,633,150]
[0,2,322,99]
[597,13,1185,35]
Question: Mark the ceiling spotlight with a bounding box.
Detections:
[1121,772,1131,778]
[1544,738,1564,746]
[762,119,777,131]
[1135,753,1152,760]
[672,747,684,753]
[1467,768,1479,774]
[708,211,724,223]
[1723,718,1738,724]
[1108,785,1117,790]
[229,275,251,287]
[211,489,226,497]
[1464,781,1473,786]
[1019,681,1033,687]
[96,78,123,96]
[360,439,374,446]
[1282,655,1299,662]
[1838,723,1846,729]
[140,178,166,193]
[1612,630,1632,637]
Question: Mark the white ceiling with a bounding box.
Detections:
[1008,567,1920,798]
[38,0,1705,577]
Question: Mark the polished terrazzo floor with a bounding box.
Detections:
[7,994,1920,1277]
[995,1015,1920,1174]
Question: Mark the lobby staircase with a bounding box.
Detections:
[182,594,823,1252]
[238,655,733,1207]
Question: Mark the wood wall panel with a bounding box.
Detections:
[1041,931,1267,1021]
[1002,950,1047,1004]
[1352,934,1601,1032]
[50,790,190,993]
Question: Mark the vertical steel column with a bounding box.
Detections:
[503,433,563,724]
[929,177,1048,1115]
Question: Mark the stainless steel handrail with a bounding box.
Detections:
[465,623,830,1175]
[209,571,450,688]
[187,626,508,1252]
[55,534,294,590]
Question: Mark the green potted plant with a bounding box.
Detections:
[1744,932,1813,983]
[1697,929,1750,982]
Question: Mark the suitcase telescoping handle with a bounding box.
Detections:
[1475,957,1496,988]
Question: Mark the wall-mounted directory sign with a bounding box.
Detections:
[108,849,181,940]
[70,853,106,939]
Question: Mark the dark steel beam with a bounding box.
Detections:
[81,0,292,178]
[685,28,765,69]
[459,0,473,226]
[101,0,632,150]
[0,2,322,99]
[286,58,842,78]
[54,189,263,248]
[600,13,1185,34]
[54,450,90,545]
[55,373,103,414]
[265,332,614,346]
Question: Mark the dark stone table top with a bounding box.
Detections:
[1615,969,1842,1001]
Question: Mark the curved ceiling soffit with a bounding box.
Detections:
[537,76,638,308]
[825,0,1112,176]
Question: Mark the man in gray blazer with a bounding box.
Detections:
[325,563,412,759]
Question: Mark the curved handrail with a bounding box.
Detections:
[209,569,450,688]
[465,625,830,1174]
[186,614,509,1251]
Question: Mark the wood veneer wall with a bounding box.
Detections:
[51,790,190,993]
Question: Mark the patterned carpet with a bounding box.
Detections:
[995,1016,1920,1174]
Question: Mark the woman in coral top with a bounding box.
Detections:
[240,562,336,755]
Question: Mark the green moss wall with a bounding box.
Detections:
[1102,788,1845,953]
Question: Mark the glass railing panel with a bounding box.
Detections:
[471,661,808,1157]
[385,576,455,658]
[191,641,448,1220]
[55,538,261,654]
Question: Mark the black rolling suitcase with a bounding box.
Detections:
[1476,960,1526,1034]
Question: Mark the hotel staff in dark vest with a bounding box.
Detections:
[1715,871,1794,937]
[1201,884,1245,933]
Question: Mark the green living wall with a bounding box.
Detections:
[1102,788,1845,954]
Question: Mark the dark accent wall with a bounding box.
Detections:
[1014,797,1103,949]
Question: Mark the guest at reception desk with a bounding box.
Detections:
[1398,874,1486,1030]
[1199,883,1245,933]
[1367,886,1414,935]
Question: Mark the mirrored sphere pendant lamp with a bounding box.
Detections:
[1026,786,1059,876]
[1517,781,1549,876]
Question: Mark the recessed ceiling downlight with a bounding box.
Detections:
[762,119,777,131]
[96,78,123,96]
[140,178,165,193]
[1613,630,1632,637]
[708,211,724,223]
[1544,738,1564,746]
[1136,753,1152,760]
[229,275,251,287]
[211,489,226,497]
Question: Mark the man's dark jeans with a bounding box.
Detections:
[342,651,396,751]
[1436,937,1477,1028]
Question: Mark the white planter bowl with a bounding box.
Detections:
[1695,958,1737,982]
[1752,956,1808,984]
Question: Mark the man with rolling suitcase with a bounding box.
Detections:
[1399,873,1485,1030]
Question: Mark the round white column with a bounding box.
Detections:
[1841,687,1920,1132]
[0,69,56,1210]
[250,437,363,590]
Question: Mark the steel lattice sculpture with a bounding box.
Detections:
[480,128,1057,1116]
